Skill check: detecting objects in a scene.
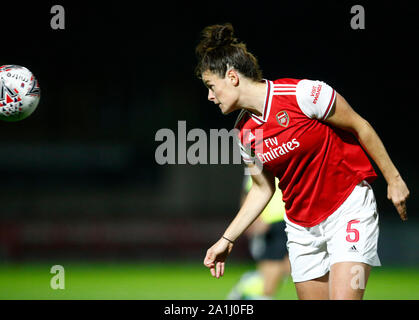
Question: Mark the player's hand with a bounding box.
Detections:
[387,176,410,221]
[203,238,234,278]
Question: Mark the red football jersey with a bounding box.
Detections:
[235,78,377,227]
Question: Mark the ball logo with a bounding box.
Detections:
[27,77,41,97]
[276,111,289,127]
[0,80,21,107]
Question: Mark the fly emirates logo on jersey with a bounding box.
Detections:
[256,137,300,164]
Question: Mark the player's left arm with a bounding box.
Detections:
[324,93,410,220]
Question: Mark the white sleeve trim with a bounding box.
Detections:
[236,138,255,164]
[234,110,256,164]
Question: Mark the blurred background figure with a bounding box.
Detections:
[228,175,290,300]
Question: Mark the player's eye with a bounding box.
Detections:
[204,81,213,89]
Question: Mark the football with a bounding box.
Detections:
[0,65,40,122]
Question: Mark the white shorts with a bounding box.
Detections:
[284,180,381,283]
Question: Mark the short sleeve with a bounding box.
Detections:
[296,79,337,120]
[234,111,256,164]
[236,137,255,164]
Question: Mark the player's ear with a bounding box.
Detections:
[226,68,240,87]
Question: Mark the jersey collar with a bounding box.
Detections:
[248,79,273,125]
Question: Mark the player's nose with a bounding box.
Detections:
[208,89,216,102]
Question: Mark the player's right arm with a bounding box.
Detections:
[225,164,276,241]
[203,163,275,278]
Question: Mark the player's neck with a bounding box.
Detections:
[237,80,267,116]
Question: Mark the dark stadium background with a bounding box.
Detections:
[0,1,417,298]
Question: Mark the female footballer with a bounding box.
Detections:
[196,23,410,300]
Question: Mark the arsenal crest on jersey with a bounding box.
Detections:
[276,111,289,127]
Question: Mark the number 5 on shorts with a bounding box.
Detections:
[346,219,360,243]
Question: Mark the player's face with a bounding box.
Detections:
[202,70,240,115]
